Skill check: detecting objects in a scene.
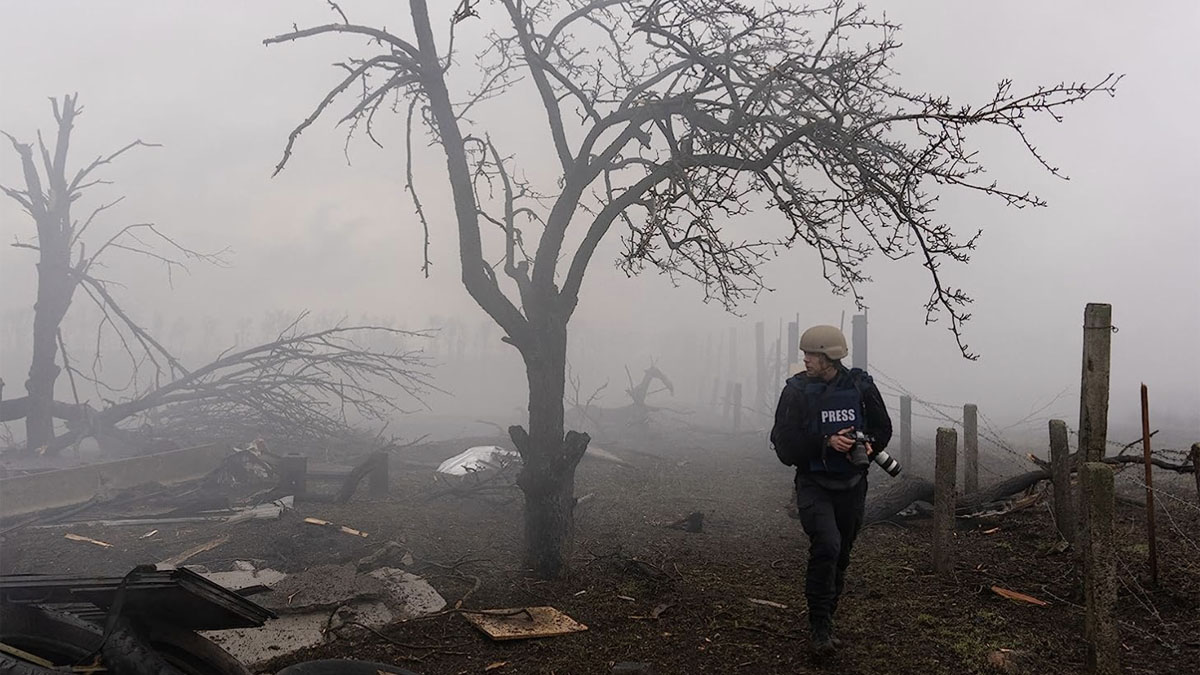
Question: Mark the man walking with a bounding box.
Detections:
[769,324,893,655]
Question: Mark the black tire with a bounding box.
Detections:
[136,623,251,675]
[275,660,420,675]
[0,603,102,664]
[0,603,249,675]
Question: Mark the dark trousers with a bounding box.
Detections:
[795,473,867,625]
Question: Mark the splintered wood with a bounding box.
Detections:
[161,535,229,567]
[303,517,369,538]
[990,585,1049,606]
[64,533,112,548]
[463,606,588,641]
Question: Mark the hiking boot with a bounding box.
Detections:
[809,620,836,656]
[827,618,844,648]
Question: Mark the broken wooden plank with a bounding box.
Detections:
[0,640,56,668]
[462,606,587,641]
[161,535,229,567]
[64,533,112,548]
[748,598,789,609]
[303,517,369,538]
[990,585,1049,606]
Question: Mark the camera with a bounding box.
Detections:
[846,430,902,477]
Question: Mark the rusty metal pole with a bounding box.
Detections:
[1140,384,1157,585]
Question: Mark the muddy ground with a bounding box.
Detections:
[2,429,1197,675]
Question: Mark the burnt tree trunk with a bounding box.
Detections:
[509,322,590,578]
[9,98,80,453]
[26,251,73,452]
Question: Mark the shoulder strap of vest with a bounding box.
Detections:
[847,367,872,400]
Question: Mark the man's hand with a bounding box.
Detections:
[829,427,855,453]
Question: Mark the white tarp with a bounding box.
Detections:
[436,445,519,477]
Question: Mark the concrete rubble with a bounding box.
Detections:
[203,553,444,667]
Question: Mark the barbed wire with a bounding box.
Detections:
[1125,476,1200,515]
[868,364,1197,497]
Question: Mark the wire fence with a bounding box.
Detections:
[867,363,1198,492]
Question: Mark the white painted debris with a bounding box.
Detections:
[205,602,393,666]
[436,446,519,477]
[367,567,447,619]
[202,564,445,667]
[202,566,287,592]
[225,496,293,524]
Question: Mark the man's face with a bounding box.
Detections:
[803,351,830,377]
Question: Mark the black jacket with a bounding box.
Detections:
[769,366,893,470]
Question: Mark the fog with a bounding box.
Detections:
[2,0,1197,451]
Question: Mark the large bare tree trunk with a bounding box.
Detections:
[10,98,79,452]
[25,266,71,451]
[509,320,590,578]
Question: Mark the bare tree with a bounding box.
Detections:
[1,94,223,453]
[45,315,436,454]
[266,0,1118,577]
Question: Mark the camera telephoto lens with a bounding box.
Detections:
[872,449,902,477]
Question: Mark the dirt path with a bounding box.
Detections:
[3,433,1196,674]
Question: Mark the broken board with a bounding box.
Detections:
[463,606,587,641]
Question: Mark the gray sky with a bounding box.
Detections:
[1,1,1197,443]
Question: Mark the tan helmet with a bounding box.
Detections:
[799,324,848,361]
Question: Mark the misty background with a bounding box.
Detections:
[2,1,1197,453]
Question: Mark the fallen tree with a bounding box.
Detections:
[1,94,223,454]
[567,364,678,435]
[865,449,1195,524]
[2,316,434,455]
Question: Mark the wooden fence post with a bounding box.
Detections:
[1081,462,1118,675]
[1049,419,1074,543]
[1077,303,1113,534]
[851,313,868,371]
[732,383,743,432]
[787,321,799,375]
[963,404,978,494]
[278,454,308,496]
[933,427,958,575]
[1192,444,1200,505]
[368,451,390,497]
[755,322,766,411]
[899,395,912,469]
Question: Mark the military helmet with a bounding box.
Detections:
[799,324,848,361]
